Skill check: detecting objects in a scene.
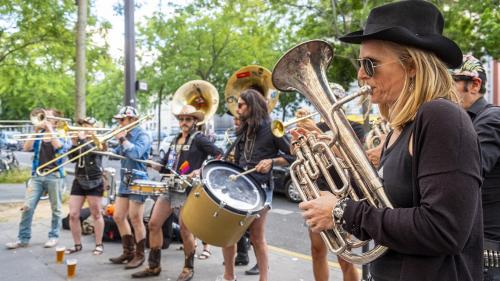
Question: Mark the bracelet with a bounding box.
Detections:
[332,197,350,226]
[119,137,126,145]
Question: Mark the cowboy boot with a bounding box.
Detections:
[131,248,162,278]
[126,239,146,269]
[176,251,195,281]
[109,234,135,264]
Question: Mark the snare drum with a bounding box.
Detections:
[128,180,169,196]
[181,160,266,247]
[160,174,189,193]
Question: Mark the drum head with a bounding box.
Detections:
[202,160,265,214]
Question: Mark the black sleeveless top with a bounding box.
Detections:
[370,122,414,281]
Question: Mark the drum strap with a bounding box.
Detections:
[171,131,201,171]
[223,133,244,162]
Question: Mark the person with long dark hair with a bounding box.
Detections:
[220,89,294,281]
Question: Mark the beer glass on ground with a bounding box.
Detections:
[66,259,77,280]
[56,247,65,264]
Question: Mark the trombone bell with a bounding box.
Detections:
[271,120,286,138]
[271,112,319,138]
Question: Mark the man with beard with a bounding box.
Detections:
[220,89,294,281]
[132,104,222,280]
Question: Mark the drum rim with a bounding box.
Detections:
[201,160,266,215]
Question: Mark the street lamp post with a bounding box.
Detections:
[124,0,136,107]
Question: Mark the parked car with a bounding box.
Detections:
[0,131,21,151]
[272,165,301,203]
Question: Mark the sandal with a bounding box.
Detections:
[93,244,104,255]
[198,249,211,260]
[65,244,82,254]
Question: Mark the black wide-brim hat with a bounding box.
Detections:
[339,0,462,68]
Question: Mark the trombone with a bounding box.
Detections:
[13,126,111,141]
[36,115,153,177]
[92,151,163,167]
[271,112,319,138]
[30,108,72,127]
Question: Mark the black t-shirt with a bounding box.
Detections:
[235,120,294,185]
[38,141,58,172]
[160,132,222,175]
[343,99,483,281]
[467,97,500,242]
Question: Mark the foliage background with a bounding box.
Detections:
[0,0,498,122]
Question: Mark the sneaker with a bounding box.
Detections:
[5,241,29,250]
[44,238,58,248]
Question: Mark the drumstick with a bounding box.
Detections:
[92,151,163,167]
[229,167,257,181]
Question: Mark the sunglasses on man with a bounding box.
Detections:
[178,117,194,122]
[452,75,474,82]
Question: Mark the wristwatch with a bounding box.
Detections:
[332,197,350,226]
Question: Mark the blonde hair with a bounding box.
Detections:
[378,42,460,130]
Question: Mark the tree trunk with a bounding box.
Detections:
[75,0,87,120]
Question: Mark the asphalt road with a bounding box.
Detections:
[10,151,340,261]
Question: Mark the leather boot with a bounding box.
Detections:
[131,248,162,278]
[109,234,135,264]
[176,251,195,281]
[126,239,146,269]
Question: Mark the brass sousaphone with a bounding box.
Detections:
[225,65,280,117]
[171,80,219,125]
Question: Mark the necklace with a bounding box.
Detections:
[243,130,255,163]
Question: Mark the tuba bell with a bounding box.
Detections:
[171,80,219,125]
[224,65,280,117]
[272,40,393,264]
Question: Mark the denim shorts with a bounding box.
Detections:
[117,183,147,203]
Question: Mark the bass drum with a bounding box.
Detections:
[181,160,266,247]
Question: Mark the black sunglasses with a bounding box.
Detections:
[356,58,404,78]
[452,75,473,82]
[178,117,194,122]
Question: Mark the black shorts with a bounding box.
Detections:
[70,179,104,197]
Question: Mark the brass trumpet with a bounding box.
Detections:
[36,115,153,176]
[271,112,319,138]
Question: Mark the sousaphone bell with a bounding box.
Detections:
[224,65,280,117]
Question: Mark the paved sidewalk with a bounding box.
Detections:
[0,200,348,281]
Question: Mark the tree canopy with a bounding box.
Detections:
[0,0,498,122]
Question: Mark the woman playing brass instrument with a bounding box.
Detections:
[297,1,482,281]
[65,117,105,256]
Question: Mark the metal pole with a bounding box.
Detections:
[124,0,136,107]
[75,0,87,120]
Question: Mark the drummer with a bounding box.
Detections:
[132,104,222,281]
[221,89,294,281]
